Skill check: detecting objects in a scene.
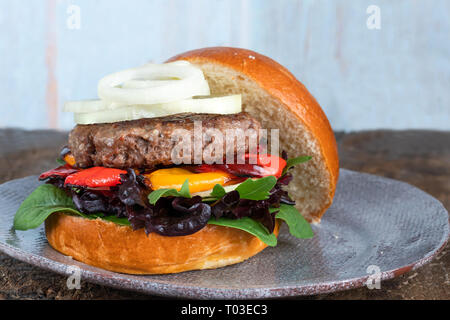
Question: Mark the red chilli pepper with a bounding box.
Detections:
[195,154,286,178]
[64,167,127,188]
[39,164,79,181]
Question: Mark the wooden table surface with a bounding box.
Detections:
[0,129,448,300]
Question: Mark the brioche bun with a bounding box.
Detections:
[46,47,337,275]
[46,213,280,274]
[168,47,339,222]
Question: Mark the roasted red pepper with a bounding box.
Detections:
[64,167,127,188]
[39,164,79,181]
[194,154,286,178]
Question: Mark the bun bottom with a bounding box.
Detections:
[45,213,280,274]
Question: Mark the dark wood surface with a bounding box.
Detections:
[0,129,448,300]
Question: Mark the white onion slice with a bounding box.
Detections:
[97,62,210,105]
[65,77,210,113]
[66,94,241,115]
[121,79,176,88]
[160,60,190,67]
[160,94,242,114]
[73,95,242,124]
[74,105,168,124]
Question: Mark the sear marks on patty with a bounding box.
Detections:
[68,113,262,169]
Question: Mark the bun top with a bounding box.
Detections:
[168,47,339,222]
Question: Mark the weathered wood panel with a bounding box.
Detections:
[0,0,449,131]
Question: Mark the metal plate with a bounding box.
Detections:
[0,170,448,299]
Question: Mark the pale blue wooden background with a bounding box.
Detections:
[0,0,449,131]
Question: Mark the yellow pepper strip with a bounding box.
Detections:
[63,153,76,167]
[144,168,234,193]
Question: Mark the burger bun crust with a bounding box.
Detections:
[45,213,279,275]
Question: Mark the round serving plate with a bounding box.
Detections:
[0,169,448,299]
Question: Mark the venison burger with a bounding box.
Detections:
[14,47,339,274]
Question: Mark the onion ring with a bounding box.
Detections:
[97,62,210,105]
[73,95,242,124]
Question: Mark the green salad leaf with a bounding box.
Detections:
[271,204,314,239]
[14,184,83,230]
[208,217,278,246]
[13,184,130,230]
[84,213,131,226]
[235,176,277,200]
[282,156,312,176]
[209,184,226,199]
[147,179,191,205]
[56,158,66,165]
[207,204,313,246]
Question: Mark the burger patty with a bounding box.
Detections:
[68,112,262,169]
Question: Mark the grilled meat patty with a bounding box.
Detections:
[68,112,262,169]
